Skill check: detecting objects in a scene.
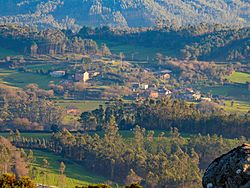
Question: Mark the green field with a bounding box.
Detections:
[55,99,107,124]
[0,66,62,89]
[0,47,19,58]
[55,100,107,112]
[0,132,51,139]
[201,84,250,102]
[96,40,176,61]
[222,100,250,113]
[30,149,108,187]
[226,72,250,84]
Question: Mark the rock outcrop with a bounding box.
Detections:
[203,144,250,188]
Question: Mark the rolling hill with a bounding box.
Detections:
[0,0,249,30]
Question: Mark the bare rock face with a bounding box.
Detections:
[203,144,250,188]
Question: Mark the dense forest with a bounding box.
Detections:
[11,125,249,187]
[0,24,99,55]
[0,0,249,29]
[0,24,249,62]
[79,99,250,138]
[78,24,250,61]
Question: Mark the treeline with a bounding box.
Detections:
[1,23,249,61]
[0,24,101,56]
[11,125,248,187]
[79,99,250,138]
[0,84,64,130]
[12,125,202,187]
[77,24,250,61]
[182,27,250,61]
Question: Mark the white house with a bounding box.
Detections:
[50,71,66,78]
[140,84,149,90]
[83,71,89,82]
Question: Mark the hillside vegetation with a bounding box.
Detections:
[0,0,249,29]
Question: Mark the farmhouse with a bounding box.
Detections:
[185,88,194,93]
[201,97,212,102]
[131,83,149,92]
[83,71,89,82]
[50,70,66,77]
[74,71,90,82]
[160,73,171,79]
[131,83,140,92]
[154,69,172,79]
[140,83,149,90]
[192,93,201,101]
[158,87,172,96]
[150,91,159,98]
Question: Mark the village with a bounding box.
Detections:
[0,53,220,103]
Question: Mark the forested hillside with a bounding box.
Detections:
[0,0,249,29]
[1,23,249,61]
[79,25,250,61]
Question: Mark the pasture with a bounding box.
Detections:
[55,99,107,112]
[226,72,250,84]
[222,100,250,113]
[96,40,174,61]
[0,66,62,89]
[30,149,108,187]
[0,47,19,58]
[201,84,250,102]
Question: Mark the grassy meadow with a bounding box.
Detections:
[30,149,108,187]
[55,99,107,112]
[226,72,250,84]
[96,40,176,61]
[0,66,62,89]
[222,100,250,113]
[0,47,19,58]
[201,84,250,102]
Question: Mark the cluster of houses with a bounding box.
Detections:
[49,70,100,83]
[175,88,212,102]
[131,82,172,99]
[130,82,212,102]
[48,66,214,102]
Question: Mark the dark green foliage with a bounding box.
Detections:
[0,25,99,56]
[79,99,250,138]
[12,127,250,187]
[78,25,250,61]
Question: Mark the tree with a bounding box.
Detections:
[231,100,234,107]
[59,162,66,175]
[125,169,142,186]
[30,43,38,56]
[42,158,49,186]
[156,53,164,64]
[0,174,36,188]
[119,52,125,63]
[101,43,112,56]
[58,162,66,188]
[26,150,35,166]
